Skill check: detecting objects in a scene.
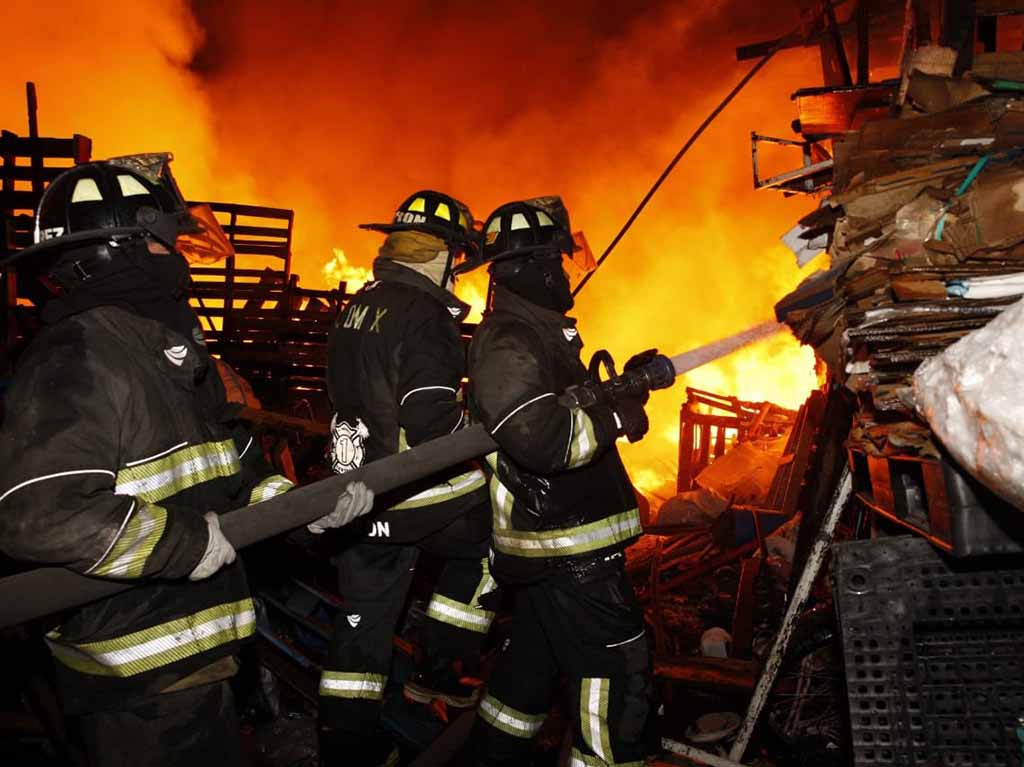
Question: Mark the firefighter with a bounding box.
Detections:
[0,156,372,767]
[319,190,496,766]
[457,197,652,766]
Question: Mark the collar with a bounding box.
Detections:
[489,285,581,344]
[373,258,470,322]
[85,305,204,387]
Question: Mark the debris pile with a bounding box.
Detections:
[777,55,1024,463]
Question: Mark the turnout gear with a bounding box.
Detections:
[0,305,294,718]
[465,204,652,764]
[465,559,651,767]
[468,286,642,582]
[326,258,486,533]
[78,680,241,767]
[321,221,494,760]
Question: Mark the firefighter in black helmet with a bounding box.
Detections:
[456,197,653,767]
[318,190,496,767]
[0,155,372,767]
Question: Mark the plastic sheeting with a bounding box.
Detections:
[913,297,1024,510]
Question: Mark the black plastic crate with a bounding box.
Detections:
[833,536,1024,766]
[848,449,1024,557]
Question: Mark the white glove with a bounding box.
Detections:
[188,512,237,580]
[307,481,375,534]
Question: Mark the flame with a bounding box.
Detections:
[323,248,373,293]
[6,1,828,497]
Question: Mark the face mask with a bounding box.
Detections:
[493,256,573,313]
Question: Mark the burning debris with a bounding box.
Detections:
[4,2,1024,767]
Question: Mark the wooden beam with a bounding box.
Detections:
[654,655,757,692]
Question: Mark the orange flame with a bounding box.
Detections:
[6,2,825,497]
[323,248,373,293]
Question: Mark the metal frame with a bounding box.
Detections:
[751,132,834,194]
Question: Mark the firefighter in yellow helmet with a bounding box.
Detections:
[318,190,496,766]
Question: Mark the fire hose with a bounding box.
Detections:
[0,321,782,630]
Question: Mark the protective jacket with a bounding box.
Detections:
[468,286,641,582]
[326,258,487,541]
[0,305,292,714]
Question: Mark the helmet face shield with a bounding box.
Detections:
[175,203,236,264]
[562,230,596,292]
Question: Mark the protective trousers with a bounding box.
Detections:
[318,519,495,737]
[467,557,652,767]
[78,681,240,767]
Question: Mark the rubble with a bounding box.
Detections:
[776,69,1024,466]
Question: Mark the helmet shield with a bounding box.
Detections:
[562,230,596,292]
[176,203,236,264]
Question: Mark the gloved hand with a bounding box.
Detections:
[613,395,649,443]
[189,512,237,581]
[623,348,659,404]
[307,481,375,534]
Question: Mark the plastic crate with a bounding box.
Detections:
[833,536,1024,766]
[848,449,1024,557]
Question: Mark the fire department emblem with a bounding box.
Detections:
[330,415,370,473]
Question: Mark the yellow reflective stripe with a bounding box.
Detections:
[248,474,294,505]
[89,503,167,578]
[567,407,598,468]
[569,747,644,767]
[489,474,514,529]
[471,556,497,607]
[580,678,613,763]
[389,468,485,510]
[426,593,494,633]
[46,599,255,677]
[478,693,545,738]
[319,671,386,699]
[115,440,241,503]
[493,509,641,559]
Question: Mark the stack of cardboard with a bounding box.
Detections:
[777,61,1024,458]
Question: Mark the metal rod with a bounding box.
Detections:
[572,47,779,298]
[727,466,852,761]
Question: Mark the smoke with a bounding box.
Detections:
[5,0,825,495]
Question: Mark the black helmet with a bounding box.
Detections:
[18,153,194,261]
[359,189,477,256]
[467,196,578,273]
[3,153,205,291]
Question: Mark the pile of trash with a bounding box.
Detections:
[777,45,1024,461]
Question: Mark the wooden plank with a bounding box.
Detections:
[654,655,757,691]
[0,135,80,157]
[219,224,291,239]
[976,0,1024,15]
[223,242,289,258]
[191,201,294,221]
[0,166,66,183]
[0,190,43,210]
[731,555,762,660]
[237,406,329,436]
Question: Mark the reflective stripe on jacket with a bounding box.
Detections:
[468,287,640,578]
[0,305,291,712]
